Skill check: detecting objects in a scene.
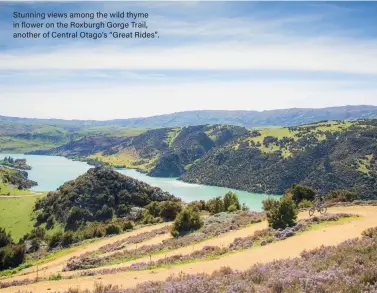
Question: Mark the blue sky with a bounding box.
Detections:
[0,1,376,120]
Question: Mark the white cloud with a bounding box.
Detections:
[1,39,377,74]
[1,79,376,120]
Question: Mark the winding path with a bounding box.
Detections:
[1,205,376,293]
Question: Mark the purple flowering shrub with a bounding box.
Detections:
[361,226,377,238]
[1,213,357,290]
[68,213,355,277]
[64,211,265,271]
[14,229,377,293]
[80,230,377,293]
[99,226,171,253]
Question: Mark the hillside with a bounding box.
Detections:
[28,136,127,157]
[0,166,37,194]
[37,125,247,177]
[0,157,31,170]
[181,119,377,199]
[1,105,377,129]
[0,122,146,153]
[34,167,177,230]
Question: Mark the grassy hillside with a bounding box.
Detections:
[0,122,147,153]
[0,195,42,241]
[181,119,377,199]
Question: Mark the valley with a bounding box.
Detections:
[1,109,377,293]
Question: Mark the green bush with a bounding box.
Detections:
[49,273,62,281]
[0,244,25,270]
[116,204,131,217]
[159,201,182,220]
[30,238,40,252]
[62,232,75,247]
[206,197,224,215]
[0,228,12,248]
[145,201,182,220]
[286,184,316,204]
[298,199,313,209]
[142,211,161,224]
[328,190,359,202]
[95,205,114,221]
[262,198,279,212]
[48,231,63,249]
[122,221,134,231]
[105,224,121,236]
[223,192,241,212]
[171,207,203,238]
[263,197,297,229]
[227,204,238,212]
[186,200,206,212]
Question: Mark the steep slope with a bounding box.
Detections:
[181,120,377,199]
[90,125,248,177]
[34,167,177,230]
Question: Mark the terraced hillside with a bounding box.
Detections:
[1,204,377,293]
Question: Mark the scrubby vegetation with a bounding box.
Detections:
[87,125,248,175]
[22,224,376,293]
[181,119,377,200]
[33,167,178,231]
[0,228,25,270]
[0,166,37,194]
[171,206,203,237]
[68,213,354,276]
[64,210,265,271]
[327,189,360,202]
[0,157,31,170]
[263,196,298,229]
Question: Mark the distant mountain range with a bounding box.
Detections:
[1,105,377,128]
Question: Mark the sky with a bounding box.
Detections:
[0,1,377,120]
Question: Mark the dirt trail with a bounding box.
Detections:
[0,194,43,198]
[5,223,171,280]
[1,206,376,293]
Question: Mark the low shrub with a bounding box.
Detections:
[105,225,121,236]
[328,189,360,202]
[263,197,297,229]
[171,207,203,237]
[362,227,377,238]
[48,232,63,249]
[48,273,62,281]
[122,221,134,231]
[62,232,75,247]
[298,199,312,209]
[0,244,25,270]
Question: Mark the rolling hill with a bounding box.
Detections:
[181,119,377,199]
[1,105,377,128]
[34,167,177,230]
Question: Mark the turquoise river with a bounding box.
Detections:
[0,154,280,211]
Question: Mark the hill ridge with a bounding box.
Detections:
[1,105,377,128]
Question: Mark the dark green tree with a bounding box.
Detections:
[223,191,241,212]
